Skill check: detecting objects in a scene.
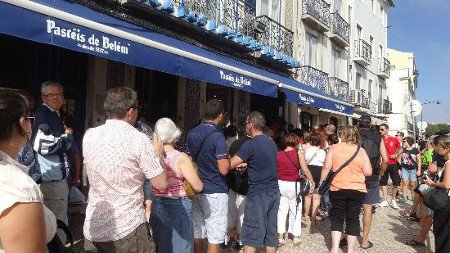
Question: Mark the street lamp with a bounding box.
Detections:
[419,100,441,139]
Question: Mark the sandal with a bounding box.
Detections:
[360,241,374,249]
[278,237,285,246]
[293,237,301,246]
[406,239,425,247]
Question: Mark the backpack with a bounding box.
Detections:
[360,130,381,176]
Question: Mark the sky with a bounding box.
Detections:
[388,0,450,124]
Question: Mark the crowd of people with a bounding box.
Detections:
[0,83,449,253]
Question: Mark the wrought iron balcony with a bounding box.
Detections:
[378,99,383,113]
[254,15,294,57]
[301,0,330,32]
[377,57,390,78]
[328,77,349,102]
[178,0,256,37]
[383,98,392,114]
[297,66,329,93]
[354,39,371,66]
[329,12,349,48]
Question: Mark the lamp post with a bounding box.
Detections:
[419,100,441,139]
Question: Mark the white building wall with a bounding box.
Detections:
[386,48,418,137]
[349,0,391,115]
[386,68,410,135]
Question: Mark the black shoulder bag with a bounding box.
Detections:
[318,146,360,195]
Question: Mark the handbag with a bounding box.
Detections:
[184,129,219,199]
[318,146,360,195]
[422,187,450,211]
[283,151,311,196]
[183,163,198,199]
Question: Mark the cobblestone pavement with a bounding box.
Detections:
[69,200,435,253]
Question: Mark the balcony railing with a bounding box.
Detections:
[354,39,371,65]
[178,0,256,37]
[302,0,330,31]
[361,92,370,109]
[329,12,349,47]
[328,77,349,102]
[377,57,390,78]
[383,98,392,114]
[297,66,329,93]
[255,15,294,57]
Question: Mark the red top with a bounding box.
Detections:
[384,136,401,165]
[277,150,300,181]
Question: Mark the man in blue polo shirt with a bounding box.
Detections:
[186,99,230,253]
[230,111,280,253]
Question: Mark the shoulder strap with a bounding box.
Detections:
[406,149,418,166]
[306,148,320,165]
[333,146,361,175]
[284,151,301,171]
[192,130,219,161]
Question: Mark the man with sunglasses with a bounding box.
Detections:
[32,81,74,243]
[378,124,403,209]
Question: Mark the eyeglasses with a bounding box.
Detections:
[25,114,34,124]
[43,93,63,99]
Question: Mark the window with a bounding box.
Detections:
[357,25,362,40]
[331,47,341,77]
[334,0,342,13]
[306,33,318,67]
[356,73,361,90]
[371,0,375,13]
[380,6,384,25]
[368,79,373,97]
[261,0,281,22]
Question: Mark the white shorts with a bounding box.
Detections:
[192,193,228,244]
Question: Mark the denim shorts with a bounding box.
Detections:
[192,193,228,244]
[242,191,280,248]
[364,180,380,205]
[401,168,417,181]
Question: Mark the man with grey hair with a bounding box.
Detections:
[32,81,73,242]
[230,111,280,253]
[83,87,167,252]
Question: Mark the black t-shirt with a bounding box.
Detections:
[360,129,382,180]
[227,136,251,195]
[236,134,279,196]
[401,148,419,169]
[433,153,446,168]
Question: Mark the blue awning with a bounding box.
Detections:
[279,78,354,116]
[0,0,353,114]
[0,0,278,97]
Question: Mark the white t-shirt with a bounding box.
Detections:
[304,146,326,167]
[0,150,56,251]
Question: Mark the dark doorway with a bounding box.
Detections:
[135,68,178,125]
[0,34,88,141]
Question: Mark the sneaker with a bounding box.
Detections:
[391,200,400,209]
[379,200,389,207]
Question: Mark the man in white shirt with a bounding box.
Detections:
[83,87,167,253]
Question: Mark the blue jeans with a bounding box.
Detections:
[150,196,193,253]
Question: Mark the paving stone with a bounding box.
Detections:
[69,201,435,253]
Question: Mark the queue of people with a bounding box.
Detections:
[1,83,449,253]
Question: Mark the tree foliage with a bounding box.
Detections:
[425,124,450,137]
